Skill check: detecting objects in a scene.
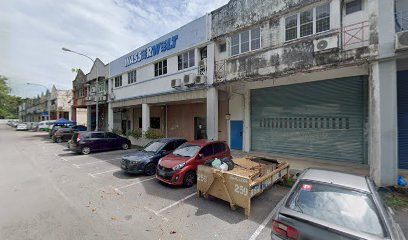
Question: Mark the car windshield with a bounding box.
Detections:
[286,181,386,237]
[144,141,166,153]
[172,144,200,158]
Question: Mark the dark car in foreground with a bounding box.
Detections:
[121,138,187,176]
[156,140,231,187]
[271,168,405,240]
[52,128,78,143]
[68,131,131,155]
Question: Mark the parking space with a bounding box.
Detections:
[2,126,292,240]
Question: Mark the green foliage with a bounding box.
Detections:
[0,75,22,119]
[144,128,164,139]
[126,129,143,139]
[111,128,123,136]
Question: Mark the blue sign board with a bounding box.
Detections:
[42,111,49,117]
[124,35,178,67]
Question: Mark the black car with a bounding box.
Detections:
[68,131,131,155]
[121,138,187,176]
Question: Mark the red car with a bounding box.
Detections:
[156,140,231,187]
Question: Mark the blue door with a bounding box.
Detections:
[230,121,243,150]
[398,71,408,169]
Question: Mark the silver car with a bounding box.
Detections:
[271,168,405,240]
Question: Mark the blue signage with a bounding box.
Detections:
[124,35,179,67]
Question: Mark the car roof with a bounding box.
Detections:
[154,138,187,143]
[185,140,225,146]
[300,168,370,192]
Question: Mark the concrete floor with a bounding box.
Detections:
[0,124,290,240]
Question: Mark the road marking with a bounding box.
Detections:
[248,207,275,240]
[60,157,68,162]
[88,168,119,178]
[72,158,122,168]
[114,177,156,192]
[156,192,197,214]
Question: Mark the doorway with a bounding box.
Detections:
[194,117,207,140]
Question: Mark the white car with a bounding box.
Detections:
[16,123,28,131]
[38,121,53,131]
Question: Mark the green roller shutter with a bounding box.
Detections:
[251,76,368,163]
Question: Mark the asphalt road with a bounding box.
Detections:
[0,124,290,240]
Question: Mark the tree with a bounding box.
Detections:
[0,75,22,119]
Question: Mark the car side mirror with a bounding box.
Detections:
[197,153,204,159]
[161,150,167,155]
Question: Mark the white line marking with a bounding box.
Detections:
[144,207,169,222]
[248,208,275,240]
[156,192,197,214]
[60,157,68,162]
[114,177,156,192]
[72,158,122,168]
[88,169,119,178]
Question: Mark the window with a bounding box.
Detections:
[106,132,118,138]
[114,75,122,88]
[285,3,331,41]
[150,117,160,129]
[128,70,137,84]
[346,0,362,15]
[91,133,105,139]
[230,27,261,56]
[199,144,214,157]
[213,142,226,154]
[162,142,176,152]
[178,50,195,70]
[154,59,167,77]
[219,43,227,53]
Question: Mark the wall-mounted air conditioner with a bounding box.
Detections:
[396,31,408,51]
[313,35,339,53]
[183,73,196,86]
[195,75,207,85]
[171,79,181,88]
[109,92,115,100]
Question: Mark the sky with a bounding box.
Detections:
[0,0,228,98]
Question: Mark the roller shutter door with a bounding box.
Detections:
[398,71,408,169]
[251,76,368,163]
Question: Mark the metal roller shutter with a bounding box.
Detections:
[251,76,368,163]
[398,71,408,169]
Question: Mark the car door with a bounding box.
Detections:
[90,132,107,150]
[105,132,120,149]
[195,144,215,168]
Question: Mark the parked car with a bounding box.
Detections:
[52,128,78,143]
[71,125,87,131]
[38,121,50,131]
[121,138,187,176]
[270,168,406,240]
[68,131,131,155]
[11,121,19,128]
[156,140,231,187]
[16,123,28,131]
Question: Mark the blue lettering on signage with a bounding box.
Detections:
[124,34,178,67]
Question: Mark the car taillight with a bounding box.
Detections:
[76,133,80,142]
[272,220,299,240]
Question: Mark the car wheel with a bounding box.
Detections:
[183,171,196,188]
[121,143,129,150]
[81,146,91,155]
[56,138,62,143]
[144,163,157,176]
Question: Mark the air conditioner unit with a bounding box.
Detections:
[195,75,207,84]
[313,35,339,53]
[91,87,96,93]
[171,79,181,88]
[183,73,196,86]
[109,92,115,100]
[396,31,408,51]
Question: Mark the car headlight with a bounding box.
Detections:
[172,162,185,171]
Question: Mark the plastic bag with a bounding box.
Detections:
[398,176,407,187]
[220,163,228,171]
[211,158,222,169]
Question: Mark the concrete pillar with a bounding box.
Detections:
[70,107,75,122]
[108,103,113,131]
[369,60,398,187]
[142,103,150,134]
[207,87,218,140]
[243,89,251,152]
[129,108,134,131]
[87,105,92,131]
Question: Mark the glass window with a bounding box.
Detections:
[162,142,176,152]
[178,50,195,71]
[231,34,240,56]
[114,75,122,88]
[188,50,195,68]
[144,141,166,153]
[199,144,214,157]
[240,30,250,53]
[213,142,226,154]
[106,132,118,138]
[128,70,137,84]
[154,60,167,76]
[287,181,386,237]
[183,52,188,69]
[285,14,298,41]
[300,9,313,37]
[316,4,330,33]
[251,27,261,50]
[91,133,105,139]
[150,117,160,129]
[172,144,201,158]
[219,43,227,52]
[346,0,362,15]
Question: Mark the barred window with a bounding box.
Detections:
[240,30,250,53]
[285,14,298,41]
[300,9,313,37]
[231,34,240,56]
[316,4,331,33]
[345,0,362,15]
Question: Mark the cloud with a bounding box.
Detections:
[0,0,228,98]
